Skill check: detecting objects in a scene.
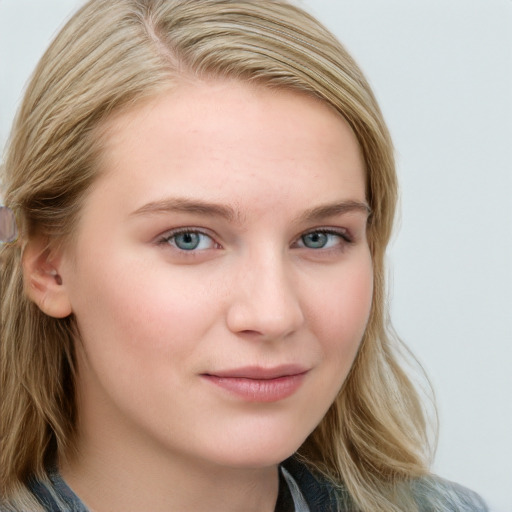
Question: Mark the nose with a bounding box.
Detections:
[225,249,305,341]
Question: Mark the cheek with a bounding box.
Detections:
[287,255,373,437]
[68,256,221,425]
[310,257,373,341]
[67,247,221,372]
[305,254,373,387]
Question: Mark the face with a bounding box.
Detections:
[59,81,372,470]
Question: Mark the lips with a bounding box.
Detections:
[201,365,308,402]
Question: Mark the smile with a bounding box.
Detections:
[201,366,309,402]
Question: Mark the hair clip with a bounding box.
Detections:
[0,206,19,243]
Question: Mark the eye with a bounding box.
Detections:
[160,230,217,251]
[296,229,351,250]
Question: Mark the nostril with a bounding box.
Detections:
[226,297,304,340]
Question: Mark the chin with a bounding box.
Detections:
[200,425,310,470]
[212,450,296,470]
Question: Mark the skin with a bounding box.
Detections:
[53,81,373,512]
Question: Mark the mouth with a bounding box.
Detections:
[201,365,309,402]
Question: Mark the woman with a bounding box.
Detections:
[0,1,488,511]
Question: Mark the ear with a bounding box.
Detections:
[22,238,73,318]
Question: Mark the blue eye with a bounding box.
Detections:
[164,231,215,251]
[298,230,349,249]
[301,232,329,249]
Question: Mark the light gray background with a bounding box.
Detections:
[1,1,511,510]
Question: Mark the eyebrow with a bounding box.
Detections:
[131,197,370,223]
[131,197,240,222]
[297,200,371,223]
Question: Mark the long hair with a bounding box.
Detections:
[1,1,434,510]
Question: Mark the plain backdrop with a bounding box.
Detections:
[1,1,511,511]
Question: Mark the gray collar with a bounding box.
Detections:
[281,466,311,512]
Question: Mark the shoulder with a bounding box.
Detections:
[0,471,88,512]
[411,475,489,512]
[281,456,488,512]
[31,470,88,512]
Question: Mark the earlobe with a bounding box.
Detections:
[22,239,72,319]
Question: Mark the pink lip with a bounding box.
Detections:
[201,365,308,402]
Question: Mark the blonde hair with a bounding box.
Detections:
[1,1,435,510]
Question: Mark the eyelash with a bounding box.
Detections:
[157,228,218,251]
[156,227,354,253]
[295,228,353,250]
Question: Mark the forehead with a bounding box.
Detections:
[99,80,361,159]
[88,80,366,218]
